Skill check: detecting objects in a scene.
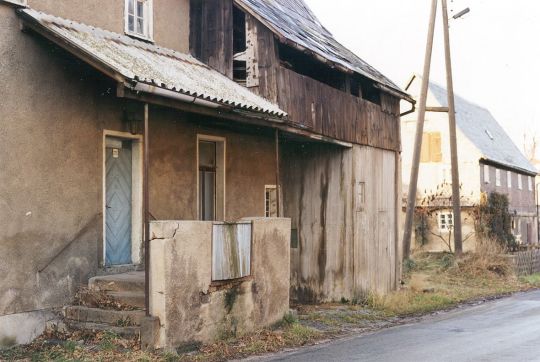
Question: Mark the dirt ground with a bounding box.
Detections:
[2,252,539,362]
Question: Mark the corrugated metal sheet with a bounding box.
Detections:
[428,82,537,175]
[236,0,403,94]
[212,222,252,281]
[18,8,286,117]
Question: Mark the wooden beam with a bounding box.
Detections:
[275,129,281,217]
[143,103,150,316]
[426,106,449,113]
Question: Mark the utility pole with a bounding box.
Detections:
[402,0,438,260]
[441,0,463,255]
[403,0,467,259]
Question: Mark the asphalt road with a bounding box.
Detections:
[256,290,540,362]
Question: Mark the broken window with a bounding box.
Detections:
[212,222,252,281]
[233,6,247,85]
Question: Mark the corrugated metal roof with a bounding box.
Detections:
[18,8,286,117]
[429,82,537,175]
[236,0,404,95]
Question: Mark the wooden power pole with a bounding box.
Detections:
[402,0,438,260]
[403,0,465,259]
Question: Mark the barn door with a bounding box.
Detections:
[105,138,133,266]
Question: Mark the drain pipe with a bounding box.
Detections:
[143,103,150,317]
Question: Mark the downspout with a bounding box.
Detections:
[143,103,150,316]
[400,98,416,117]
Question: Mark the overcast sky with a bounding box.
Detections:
[304,0,540,158]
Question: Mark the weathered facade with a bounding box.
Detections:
[402,76,538,252]
[0,0,409,347]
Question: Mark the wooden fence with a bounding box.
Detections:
[507,250,540,275]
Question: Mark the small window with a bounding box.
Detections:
[518,174,523,190]
[265,185,278,217]
[438,212,454,232]
[507,171,512,188]
[483,165,490,184]
[125,0,153,40]
[420,132,442,163]
[495,169,501,187]
[528,176,533,191]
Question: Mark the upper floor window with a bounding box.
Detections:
[420,132,442,163]
[528,176,533,191]
[483,165,490,184]
[507,171,512,188]
[518,174,523,190]
[495,168,501,187]
[125,0,153,40]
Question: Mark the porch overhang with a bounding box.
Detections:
[17,8,352,148]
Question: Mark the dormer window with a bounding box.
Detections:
[125,0,153,40]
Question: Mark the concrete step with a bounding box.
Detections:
[65,320,140,338]
[89,272,145,293]
[64,306,145,326]
[106,291,145,309]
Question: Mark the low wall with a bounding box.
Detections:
[148,218,290,350]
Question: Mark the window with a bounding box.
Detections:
[265,185,278,217]
[495,169,501,187]
[483,165,490,184]
[420,132,442,163]
[518,174,523,190]
[438,212,454,232]
[507,171,512,188]
[125,0,153,40]
[528,176,533,191]
[198,137,225,221]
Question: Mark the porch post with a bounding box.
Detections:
[275,129,281,217]
[143,103,150,316]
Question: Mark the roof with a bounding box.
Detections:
[18,8,286,118]
[235,0,407,97]
[428,82,537,175]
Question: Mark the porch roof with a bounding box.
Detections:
[17,8,287,118]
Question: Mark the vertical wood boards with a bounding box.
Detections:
[245,13,260,88]
[189,0,233,78]
[353,146,398,295]
[282,142,399,302]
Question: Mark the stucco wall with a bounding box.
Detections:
[149,218,290,349]
[283,142,401,302]
[1,3,278,329]
[27,0,190,53]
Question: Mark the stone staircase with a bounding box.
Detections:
[63,271,145,338]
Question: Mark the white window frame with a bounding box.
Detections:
[438,212,454,233]
[507,171,512,189]
[518,174,523,190]
[125,0,153,41]
[264,185,278,218]
[495,168,501,187]
[528,176,533,191]
[483,165,490,184]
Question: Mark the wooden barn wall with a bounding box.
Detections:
[282,142,400,302]
[248,20,401,151]
[189,0,233,78]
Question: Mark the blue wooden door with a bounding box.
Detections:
[105,140,133,265]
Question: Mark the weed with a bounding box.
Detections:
[403,258,417,273]
[340,297,350,304]
[99,331,119,351]
[282,311,298,325]
[115,316,134,327]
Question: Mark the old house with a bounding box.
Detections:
[0,0,410,349]
[402,76,538,252]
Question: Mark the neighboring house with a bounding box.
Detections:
[402,75,538,252]
[0,0,410,348]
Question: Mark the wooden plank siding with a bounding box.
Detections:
[190,0,234,78]
[275,67,401,151]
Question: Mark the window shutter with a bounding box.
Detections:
[430,132,442,162]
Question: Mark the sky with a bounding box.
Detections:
[304,0,540,159]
